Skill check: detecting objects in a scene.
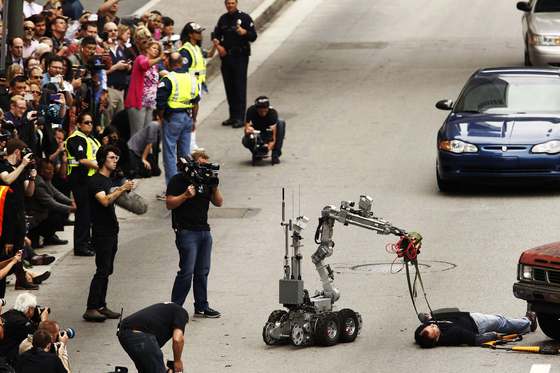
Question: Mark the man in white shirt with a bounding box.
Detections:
[22,21,39,59]
[23,0,43,19]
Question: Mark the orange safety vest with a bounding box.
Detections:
[0,186,12,238]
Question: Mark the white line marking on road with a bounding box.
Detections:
[133,0,163,16]
[530,364,551,373]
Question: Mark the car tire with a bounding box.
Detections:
[436,170,456,192]
[536,313,560,340]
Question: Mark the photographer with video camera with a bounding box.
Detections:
[0,293,49,368]
[242,96,285,165]
[166,149,223,318]
[19,320,73,372]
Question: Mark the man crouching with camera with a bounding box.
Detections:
[166,149,223,318]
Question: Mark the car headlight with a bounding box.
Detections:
[531,140,560,154]
[438,140,478,154]
[529,33,560,46]
[519,265,533,280]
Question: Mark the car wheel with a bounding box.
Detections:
[536,313,560,340]
[436,170,455,192]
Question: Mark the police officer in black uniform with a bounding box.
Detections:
[212,0,257,128]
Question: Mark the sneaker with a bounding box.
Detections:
[156,191,166,201]
[526,311,538,332]
[194,307,221,318]
[98,307,121,319]
[271,156,280,165]
[83,309,107,322]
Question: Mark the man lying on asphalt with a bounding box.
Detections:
[414,308,537,348]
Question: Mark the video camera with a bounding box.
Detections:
[178,157,219,188]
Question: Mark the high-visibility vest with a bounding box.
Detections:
[65,130,100,176]
[180,42,206,86]
[0,186,11,238]
[166,71,199,110]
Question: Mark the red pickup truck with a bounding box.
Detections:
[513,241,560,340]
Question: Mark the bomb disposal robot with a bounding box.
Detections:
[262,191,421,347]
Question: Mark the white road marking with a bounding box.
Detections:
[133,0,164,16]
[197,0,324,124]
[530,364,551,373]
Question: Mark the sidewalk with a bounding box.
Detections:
[5,1,293,299]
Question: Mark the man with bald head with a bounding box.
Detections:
[6,38,24,69]
[156,52,200,185]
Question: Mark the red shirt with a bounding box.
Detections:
[124,54,150,109]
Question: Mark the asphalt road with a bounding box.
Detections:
[21,0,560,372]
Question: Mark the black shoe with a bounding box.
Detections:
[194,307,221,318]
[83,309,106,322]
[74,248,95,257]
[15,280,39,290]
[526,311,538,332]
[231,120,244,128]
[271,156,280,165]
[32,271,51,285]
[30,254,55,266]
[98,307,121,319]
[44,234,68,246]
[222,118,234,126]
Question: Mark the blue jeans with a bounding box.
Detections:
[171,230,212,310]
[163,112,192,185]
[118,330,166,373]
[470,313,531,334]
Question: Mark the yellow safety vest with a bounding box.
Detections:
[167,71,199,110]
[65,130,100,176]
[180,42,206,86]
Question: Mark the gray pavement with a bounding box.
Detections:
[10,0,560,373]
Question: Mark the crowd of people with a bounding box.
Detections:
[0,0,291,370]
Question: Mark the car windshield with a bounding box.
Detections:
[535,0,560,12]
[454,74,560,114]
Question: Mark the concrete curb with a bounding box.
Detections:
[205,0,293,80]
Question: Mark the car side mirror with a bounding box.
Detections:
[435,100,453,111]
[516,1,531,12]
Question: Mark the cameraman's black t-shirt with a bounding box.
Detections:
[246,105,278,132]
[166,173,210,231]
[120,303,188,347]
[89,173,118,234]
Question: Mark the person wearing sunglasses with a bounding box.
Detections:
[22,21,39,59]
[64,112,100,257]
[83,144,133,322]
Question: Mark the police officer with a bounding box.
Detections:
[179,22,207,91]
[212,0,257,128]
[65,112,100,256]
[156,52,200,186]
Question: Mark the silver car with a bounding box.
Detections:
[517,0,560,66]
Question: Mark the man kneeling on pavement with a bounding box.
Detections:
[414,308,538,348]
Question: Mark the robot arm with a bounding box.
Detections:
[311,196,408,304]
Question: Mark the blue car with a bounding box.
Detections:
[436,67,560,191]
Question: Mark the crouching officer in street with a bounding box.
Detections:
[118,302,188,373]
[242,96,286,165]
[65,112,100,257]
[166,149,223,318]
[156,52,200,187]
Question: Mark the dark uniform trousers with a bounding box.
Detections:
[71,181,91,251]
[221,54,249,123]
[87,231,118,309]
